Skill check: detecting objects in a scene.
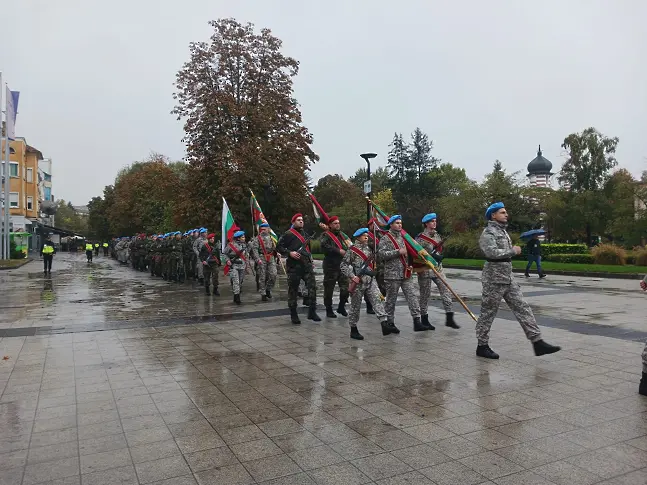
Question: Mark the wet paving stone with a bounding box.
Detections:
[0,252,646,483]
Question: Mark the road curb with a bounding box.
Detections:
[0,258,33,271]
[443,264,644,280]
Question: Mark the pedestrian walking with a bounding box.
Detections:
[475,202,561,359]
[85,241,94,262]
[525,234,545,278]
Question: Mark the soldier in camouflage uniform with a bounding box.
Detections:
[148,235,158,276]
[638,277,647,395]
[200,232,221,296]
[193,228,206,284]
[320,216,351,318]
[169,232,184,282]
[416,213,460,330]
[183,231,195,280]
[341,228,394,339]
[277,213,321,324]
[378,215,426,332]
[249,223,277,301]
[475,202,561,359]
[222,230,249,304]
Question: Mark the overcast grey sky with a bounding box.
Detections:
[4,0,646,204]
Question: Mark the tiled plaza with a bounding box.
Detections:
[0,253,646,484]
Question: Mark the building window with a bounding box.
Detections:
[9,162,18,177]
[27,168,33,183]
[9,192,19,208]
[27,196,33,211]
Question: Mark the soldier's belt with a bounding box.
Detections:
[485,258,511,262]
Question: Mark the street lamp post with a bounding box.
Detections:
[360,153,377,223]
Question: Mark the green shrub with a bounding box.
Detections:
[591,244,626,265]
[10,239,24,259]
[526,243,588,257]
[443,232,481,259]
[549,254,594,264]
[633,249,647,266]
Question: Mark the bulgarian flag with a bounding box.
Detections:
[249,189,278,244]
[222,197,239,275]
[308,193,351,245]
[368,198,438,269]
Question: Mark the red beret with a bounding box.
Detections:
[207,233,215,239]
[291,213,303,223]
[328,216,339,223]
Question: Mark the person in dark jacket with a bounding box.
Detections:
[40,237,56,275]
[525,234,545,278]
[320,216,351,318]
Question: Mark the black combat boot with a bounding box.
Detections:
[476,345,499,359]
[445,312,460,329]
[290,306,301,325]
[639,373,647,396]
[380,320,392,336]
[308,305,322,322]
[350,326,364,340]
[337,302,348,317]
[214,288,220,296]
[533,340,561,356]
[365,299,375,314]
[266,290,272,299]
[413,317,427,332]
[234,293,241,305]
[261,294,268,302]
[421,314,435,331]
[302,297,311,307]
[326,306,337,318]
[389,320,401,334]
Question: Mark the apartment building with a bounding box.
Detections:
[1,137,45,233]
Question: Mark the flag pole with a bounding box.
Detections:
[1,73,9,260]
[0,70,4,259]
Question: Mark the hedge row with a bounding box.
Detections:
[547,254,594,264]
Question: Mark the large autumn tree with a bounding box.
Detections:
[172,18,318,229]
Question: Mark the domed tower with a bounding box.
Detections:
[527,145,553,188]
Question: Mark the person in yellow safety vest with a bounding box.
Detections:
[85,241,94,262]
[40,236,56,275]
[102,242,109,256]
[94,242,100,256]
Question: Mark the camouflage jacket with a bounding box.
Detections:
[182,238,194,258]
[479,221,516,284]
[192,236,204,256]
[249,233,276,263]
[222,240,249,270]
[340,242,374,286]
[416,229,443,278]
[378,229,409,280]
[198,240,221,266]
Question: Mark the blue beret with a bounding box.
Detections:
[422,213,437,224]
[387,214,402,226]
[233,230,245,238]
[353,228,369,238]
[485,202,505,220]
[259,223,270,228]
[199,228,207,234]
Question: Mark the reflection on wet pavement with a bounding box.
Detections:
[0,253,646,484]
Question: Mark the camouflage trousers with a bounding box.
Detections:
[475,281,542,346]
[195,258,204,280]
[257,259,277,292]
[229,266,245,295]
[384,278,421,319]
[642,342,647,373]
[349,279,387,327]
[184,256,194,279]
[288,265,316,308]
[418,272,453,314]
[323,267,349,307]
[203,263,219,291]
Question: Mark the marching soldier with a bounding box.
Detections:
[320,216,350,318]
[476,202,561,359]
[193,228,206,284]
[223,230,249,304]
[249,223,278,301]
[341,228,394,339]
[416,213,460,330]
[200,232,221,296]
[378,215,426,332]
[277,213,321,324]
[170,232,184,282]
